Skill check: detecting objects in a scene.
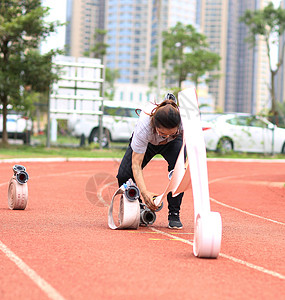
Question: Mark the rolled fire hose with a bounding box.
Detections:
[193,212,222,258]
[8,165,29,210]
[179,88,222,258]
[153,88,222,258]
[108,179,140,229]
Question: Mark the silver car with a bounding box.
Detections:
[67,101,140,148]
[0,111,32,144]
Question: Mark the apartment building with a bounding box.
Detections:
[199,0,270,114]
[65,0,104,57]
[65,0,273,113]
[276,0,285,105]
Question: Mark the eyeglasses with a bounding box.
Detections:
[156,127,179,139]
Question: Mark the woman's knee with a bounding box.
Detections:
[117,163,133,186]
[117,148,134,186]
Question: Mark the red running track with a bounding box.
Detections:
[0,158,284,299]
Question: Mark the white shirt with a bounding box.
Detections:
[131,104,182,153]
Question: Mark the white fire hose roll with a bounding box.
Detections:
[108,180,140,230]
[8,177,28,210]
[193,212,222,258]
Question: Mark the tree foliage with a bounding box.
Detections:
[0,0,63,144]
[154,22,220,88]
[104,68,120,100]
[84,28,120,100]
[84,28,109,59]
[240,2,285,123]
[276,102,285,128]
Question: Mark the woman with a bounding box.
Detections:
[117,93,184,229]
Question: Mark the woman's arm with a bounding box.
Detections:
[132,151,158,211]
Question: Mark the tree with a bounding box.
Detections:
[240,2,285,124]
[22,49,63,134]
[154,22,220,89]
[84,28,109,59]
[85,28,120,100]
[276,102,285,127]
[0,0,62,144]
[105,68,120,100]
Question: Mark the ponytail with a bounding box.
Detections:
[149,100,181,129]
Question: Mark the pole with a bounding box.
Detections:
[157,0,162,100]
[46,88,51,148]
[271,126,275,156]
[99,55,106,149]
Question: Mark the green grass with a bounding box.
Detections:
[0,144,284,160]
[206,151,285,159]
[0,136,128,159]
[0,145,127,159]
[32,133,80,146]
[0,134,284,160]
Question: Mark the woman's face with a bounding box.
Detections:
[155,126,179,139]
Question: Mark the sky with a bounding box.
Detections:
[40,0,67,54]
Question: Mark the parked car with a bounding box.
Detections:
[0,111,32,144]
[201,113,285,154]
[67,101,141,148]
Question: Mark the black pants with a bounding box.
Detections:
[117,135,184,214]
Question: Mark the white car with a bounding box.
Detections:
[201,113,285,154]
[67,101,140,147]
[0,111,32,144]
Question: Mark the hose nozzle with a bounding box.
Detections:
[13,165,29,184]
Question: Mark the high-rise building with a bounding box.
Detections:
[105,0,197,85]
[65,0,197,85]
[276,0,285,106]
[65,0,272,113]
[199,0,270,114]
[65,0,104,57]
[277,35,285,105]
[104,0,152,84]
[150,0,197,85]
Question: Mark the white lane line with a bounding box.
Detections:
[150,228,285,280]
[0,241,66,300]
[208,174,285,226]
[210,197,285,226]
[208,173,263,184]
[219,253,285,280]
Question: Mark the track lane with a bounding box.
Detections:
[0,160,284,299]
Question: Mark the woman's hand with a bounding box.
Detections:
[141,190,158,211]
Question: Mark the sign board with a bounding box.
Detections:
[47,55,104,143]
[50,55,104,119]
